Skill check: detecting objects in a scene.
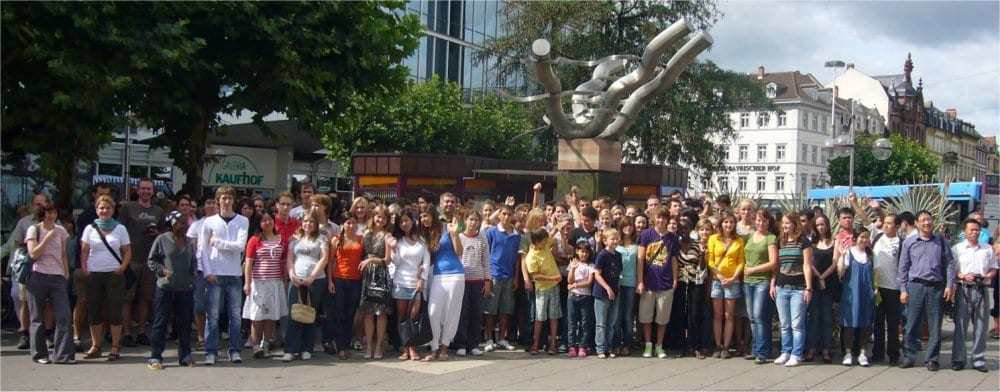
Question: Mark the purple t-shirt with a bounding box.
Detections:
[637,228,679,291]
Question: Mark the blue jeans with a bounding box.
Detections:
[332,278,361,351]
[904,281,944,364]
[206,275,243,356]
[567,294,594,350]
[594,296,619,354]
[806,288,834,351]
[743,281,772,359]
[614,287,637,350]
[150,288,193,362]
[775,287,807,357]
[285,278,328,354]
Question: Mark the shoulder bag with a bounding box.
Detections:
[10,224,41,284]
[91,223,137,290]
[362,262,392,305]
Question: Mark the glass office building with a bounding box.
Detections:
[402,0,524,98]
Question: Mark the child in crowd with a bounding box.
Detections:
[455,210,491,356]
[593,228,623,359]
[566,243,595,357]
[525,228,563,355]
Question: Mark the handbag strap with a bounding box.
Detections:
[407,290,424,316]
[297,286,311,305]
[91,223,124,265]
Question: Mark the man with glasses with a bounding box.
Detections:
[7,193,51,350]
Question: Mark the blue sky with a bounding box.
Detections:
[701,0,999,138]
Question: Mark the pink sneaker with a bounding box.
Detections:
[567,347,577,357]
[577,348,588,358]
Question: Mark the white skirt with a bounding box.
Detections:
[242,279,288,321]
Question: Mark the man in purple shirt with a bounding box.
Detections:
[897,210,956,371]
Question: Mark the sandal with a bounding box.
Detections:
[804,349,816,362]
[529,345,539,355]
[621,347,631,357]
[107,346,121,362]
[147,360,164,370]
[821,349,832,364]
[83,346,103,359]
[337,350,350,360]
[420,353,437,362]
[695,350,706,360]
[675,350,687,358]
[437,352,449,361]
[398,352,411,361]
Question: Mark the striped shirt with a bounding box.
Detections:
[245,236,285,280]
[776,238,811,286]
[459,233,491,282]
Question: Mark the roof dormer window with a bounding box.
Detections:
[765,82,778,98]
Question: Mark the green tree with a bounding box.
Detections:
[827,134,940,186]
[480,0,773,177]
[120,1,421,196]
[324,76,537,162]
[2,3,130,210]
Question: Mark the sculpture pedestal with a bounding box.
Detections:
[556,139,622,199]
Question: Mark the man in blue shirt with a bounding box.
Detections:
[897,210,956,371]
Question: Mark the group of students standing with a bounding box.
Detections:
[8,180,999,374]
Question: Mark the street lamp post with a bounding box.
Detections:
[824,60,847,190]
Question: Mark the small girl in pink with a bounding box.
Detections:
[566,243,596,357]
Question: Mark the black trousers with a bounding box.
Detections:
[872,288,901,361]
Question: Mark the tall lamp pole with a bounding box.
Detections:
[822,60,893,192]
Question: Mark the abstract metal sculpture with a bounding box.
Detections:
[509,18,713,141]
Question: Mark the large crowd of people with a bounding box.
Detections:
[5,179,999,374]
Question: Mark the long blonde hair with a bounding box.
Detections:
[296,210,323,241]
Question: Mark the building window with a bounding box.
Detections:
[778,113,787,127]
[757,144,767,161]
[738,176,748,192]
[801,143,808,162]
[811,145,818,164]
[720,145,729,161]
[776,174,785,191]
[758,112,770,127]
[802,112,809,128]
[776,144,786,161]
[801,174,809,194]
[811,114,818,131]
[719,177,729,191]
[766,83,777,98]
[740,113,750,128]
[756,175,766,192]
[820,116,827,134]
[739,145,748,161]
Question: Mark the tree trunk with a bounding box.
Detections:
[184,114,208,197]
[55,150,76,212]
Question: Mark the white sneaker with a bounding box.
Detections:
[484,340,496,352]
[774,353,790,365]
[785,356,801,367]
[842,353,854,366]
[243,338,256,348]
[204,354,216,366]
[229,352,242,363]
[456,349,467,356]
[281,353,294,362]
[470,348,484,356]
[497,340,515,350]
[301,351,312,360]
[857,353,869,367]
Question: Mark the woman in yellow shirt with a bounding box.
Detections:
[707,212,746,358]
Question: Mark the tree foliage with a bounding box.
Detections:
[3,1,422,199]
[2,3,130,209]
[480,0,773,177]
[827,134,940,186]
[323,76,537,162]
[122,1,421,196]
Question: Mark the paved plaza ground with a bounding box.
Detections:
[1,318,997,391]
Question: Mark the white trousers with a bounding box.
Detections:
[428,274,466,351]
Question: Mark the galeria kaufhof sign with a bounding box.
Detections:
[203,146,277,190]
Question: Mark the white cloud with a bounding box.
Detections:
[700,0,1000,137]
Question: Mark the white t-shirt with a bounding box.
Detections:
[391,237,430,289]
[872,234,901,290]
[81,225,131,273]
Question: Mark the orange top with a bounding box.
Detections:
[333,237,363,280]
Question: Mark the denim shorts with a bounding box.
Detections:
[711,280,743,299]
[392,285,419,300]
